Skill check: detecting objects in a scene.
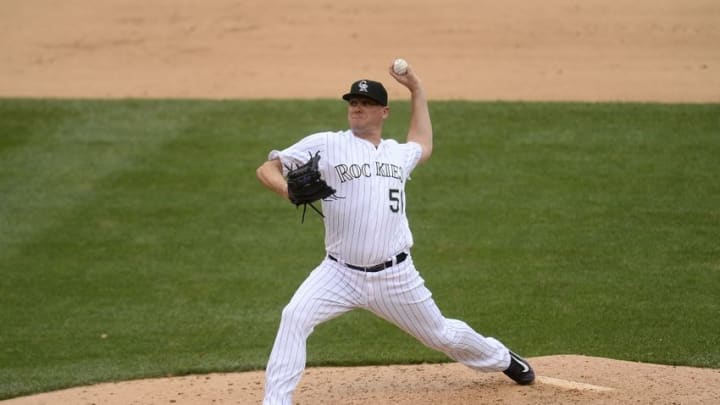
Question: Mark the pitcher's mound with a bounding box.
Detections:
[3,355,719,404]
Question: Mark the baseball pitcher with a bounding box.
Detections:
[256,60,535,405]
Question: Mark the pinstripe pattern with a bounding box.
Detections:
[263,257,510,405]
[270,130,417,265]
[263,130,512,405]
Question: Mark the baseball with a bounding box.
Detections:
[393,58,408,75]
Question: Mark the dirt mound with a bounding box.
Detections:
[3,356,719,404]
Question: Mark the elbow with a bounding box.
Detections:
[256,161,274,184]
[256,159,288,199]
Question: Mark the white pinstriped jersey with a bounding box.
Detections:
[269,130,423,266]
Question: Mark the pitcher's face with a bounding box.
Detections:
[347,97,389,135]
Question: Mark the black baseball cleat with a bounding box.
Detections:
[503,350,535,385]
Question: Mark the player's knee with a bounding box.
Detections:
[421,318,473,352]
[280,302,302,325]
[279,300,318,332]
[419,325,456,351]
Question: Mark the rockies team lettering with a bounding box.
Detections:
[334,162,404,183]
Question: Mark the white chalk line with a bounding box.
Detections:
[536,376,615,392]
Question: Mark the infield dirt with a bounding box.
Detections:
[1,0,719,404]
[1,0,719,102]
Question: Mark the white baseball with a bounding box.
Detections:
[393,58,408,75]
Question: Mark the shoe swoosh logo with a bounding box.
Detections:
[513,355,530,373]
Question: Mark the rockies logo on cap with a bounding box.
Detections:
[342,79,388,106]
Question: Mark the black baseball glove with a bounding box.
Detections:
[286,151,339,222]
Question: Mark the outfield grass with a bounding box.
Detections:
[0,99,718,399]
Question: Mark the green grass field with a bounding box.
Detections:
[1,99,718,399]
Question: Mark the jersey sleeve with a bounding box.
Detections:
[402,141,424,176]
[268,132,330,176]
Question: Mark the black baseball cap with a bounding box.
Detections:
[342,79,388,106]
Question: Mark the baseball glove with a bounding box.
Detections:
[286,151,339,222]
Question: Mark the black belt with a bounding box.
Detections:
[328,252,408,272]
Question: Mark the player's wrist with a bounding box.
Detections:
[408,84,425,96]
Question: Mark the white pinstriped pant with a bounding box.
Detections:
[263,255,511,405]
